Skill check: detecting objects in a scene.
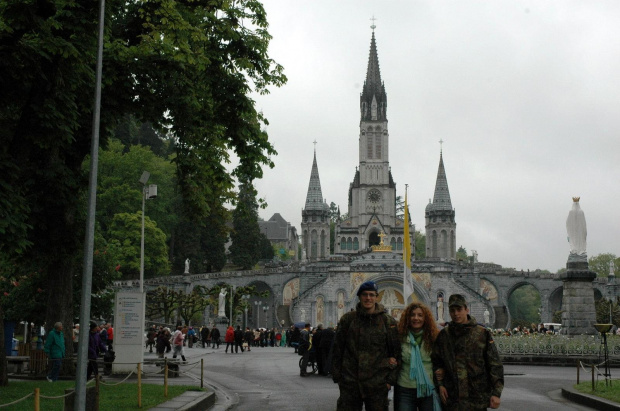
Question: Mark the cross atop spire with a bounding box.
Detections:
[370,15,377,31]
[439,139,444,154]
[313,139,317,153]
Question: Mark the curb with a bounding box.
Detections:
[149,390,215,411]
[562,386,620,411]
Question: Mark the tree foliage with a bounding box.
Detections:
[589,253,620,277]
[508,285,541,327]
[414,230,426,261]
[456,246,468,262]
[229,181,262,269]
[1,0,285,370]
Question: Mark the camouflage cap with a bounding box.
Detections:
[448,294,467,308]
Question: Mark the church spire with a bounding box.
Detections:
[432,150,453,211]
[360,29,387,121]
[304,144,326,210]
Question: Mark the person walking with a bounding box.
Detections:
[319,326,335,376]
[146,325,157,353]
[156,328,171,358]
[105,323,114,351]
[244,327,254,352]
[234,325,245,353]
[394,302,441,411]
[211,326,221,349]
[298,323,311,377]
[172,326,187,362]
[187,327,196,348]
[87,322,107,380]
[332,281,401,410]
[432,294,504,410]
[224,326,235,353]
[44,322,65,382]
[201,325,210,348]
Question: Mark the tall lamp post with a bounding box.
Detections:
[263,306,270,328]
[241,294,250,329]
[255,301,262,328]
[139,171,157,293]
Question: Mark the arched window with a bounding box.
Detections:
[397,237,403,250]
[367,133,373,159]
[440,230,448,259]
[320,230,326,258]
[347,237,353,250]
[341,237,347,251]
[390,237,396,250]
[375,135,382,158]
[432,230,438,257]
[311,230,318,259]
[353,237,359,250]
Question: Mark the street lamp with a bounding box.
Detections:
[255,301,262,328]
[139,171,157,293]
[241,294,250,329]
[263,306,270,328]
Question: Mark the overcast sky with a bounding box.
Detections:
[251,0,620,272]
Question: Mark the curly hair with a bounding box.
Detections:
[397,302,439,353]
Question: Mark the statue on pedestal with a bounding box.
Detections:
[566,197,587,262]
[218,288,227,317]
[184,258,190,274]
[484,309,490,325]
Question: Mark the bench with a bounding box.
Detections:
[6,356,30,374]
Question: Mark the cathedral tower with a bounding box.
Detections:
[301,146,330,260]
[425,148,456,259]
[335,28,407,255]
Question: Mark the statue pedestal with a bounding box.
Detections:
[216,316,229,325]
[559,261,597,336]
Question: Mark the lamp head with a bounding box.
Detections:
[139,171,150,185]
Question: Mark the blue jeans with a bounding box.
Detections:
[48,358,62,381]
[394,385,433,411]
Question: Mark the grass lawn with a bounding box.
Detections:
[574,380,620,403]
[1,380,205,410]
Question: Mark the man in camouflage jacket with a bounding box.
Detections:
[332,281,401,410]
[432,294,504,410]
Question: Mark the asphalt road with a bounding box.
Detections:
[173,345,599,410]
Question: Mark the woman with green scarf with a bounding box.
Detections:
[394,302,442,411]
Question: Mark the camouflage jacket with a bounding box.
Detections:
[431,316,504,410]
[332,302,401,390]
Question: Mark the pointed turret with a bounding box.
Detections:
[301,145,330,260]
[431,152,453,211]
[304,149,326,210]
[425,147,456,260]
[360,31,387,121]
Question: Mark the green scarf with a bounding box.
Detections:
[408,331,442,411]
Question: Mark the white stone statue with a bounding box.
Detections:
[437,296,445,324]
[484,309,490,325]
[566,197,587,261]
[184,258,190,274]
[218,288,227,317]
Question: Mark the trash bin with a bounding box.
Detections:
[11,338,19,357]
[103,349,115,375]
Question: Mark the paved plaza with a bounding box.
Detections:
[138,344,601,410]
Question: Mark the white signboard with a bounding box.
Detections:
[113,291,144,373]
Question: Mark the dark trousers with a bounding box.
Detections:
[337,382,389,411]
[300,350,310,375]
[394,385,433,411]
[48,358,62,381]
[87,359,99,380]
[315,347,324,374]
[225,342,234,352]
[235,341,244,353]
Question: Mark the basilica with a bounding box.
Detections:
[300,29,456,263]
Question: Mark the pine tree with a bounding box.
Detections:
[229,181,262,269]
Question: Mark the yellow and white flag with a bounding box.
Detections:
[403,189,415,304]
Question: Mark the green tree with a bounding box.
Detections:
[414,230,426,261]
[146,286,181,324]
[107,213,170,279]
[0,0,285,378]
[456,246,468,262]
[508,285,541,326]
[177,289,209,326]
[229,181,262,269]
[395,196,404,219]
[589,253,620,277]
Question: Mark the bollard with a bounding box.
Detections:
[164,358,169,397]
[201,358,204,389]
[95,375,100,411]
[577,361,580,384]
[34,388,40,411]
[138,362,142,408]
[592,364,595,391]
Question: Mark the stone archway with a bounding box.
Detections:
[506,281,542,330]
[369,231,380,246]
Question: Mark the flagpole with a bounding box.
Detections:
[403,185,415,305]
